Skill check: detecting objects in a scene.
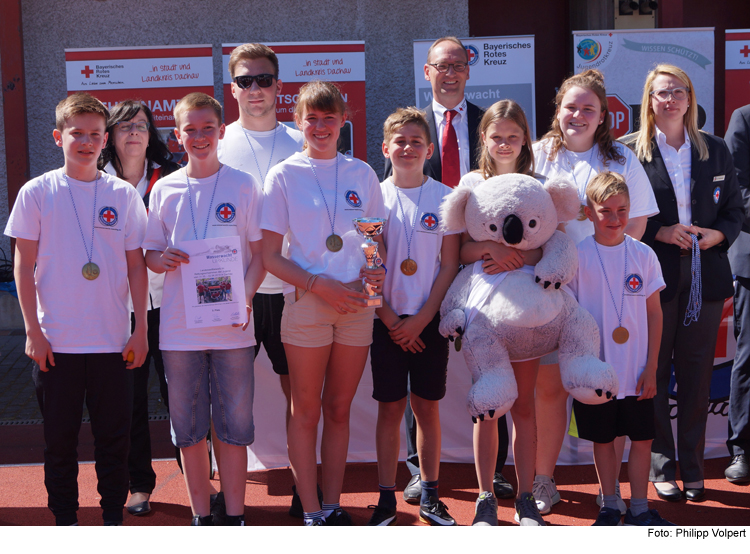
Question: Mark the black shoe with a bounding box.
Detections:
[191,515,214,526]
[684,487,706,502]
[403,474,422,505]
[103,520,123,526]
[653,482,682,502]
[126,499,151,516]
[289,484,325,518]
[493,473,515,500]
[367,504,397,526]
[324,508,352,526]
[725,454,750,484]
[419,496,456,526]
[210,491,226,519]
[218,514,245,526]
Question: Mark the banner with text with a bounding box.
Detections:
[65,45,214,164]
[413,36,536,138]
[573,28,714,136]
[725,29,750,128]
[222,42,366,161]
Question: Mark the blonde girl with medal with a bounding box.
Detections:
[456,100,549,525]
[99,100,181,517]
[530,70,658,517]
[261,81,386,526]
[366,108,459,526]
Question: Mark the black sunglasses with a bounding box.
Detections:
[233,74,276,89]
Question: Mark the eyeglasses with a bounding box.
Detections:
[233,74,276,89]
[650,87,690,102]
[116,121,149,133]
[427,62,468,74]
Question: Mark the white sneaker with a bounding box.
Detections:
[595,481,627,515]
[532,475,561,515]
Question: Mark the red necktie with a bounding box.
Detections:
[441,109,460,188]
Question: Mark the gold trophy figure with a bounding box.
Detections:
[353,217,386,307]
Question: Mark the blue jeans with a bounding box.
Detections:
[163,347,255,448]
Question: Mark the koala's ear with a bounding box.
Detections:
[545,178,580,223]
[440,183,473,232]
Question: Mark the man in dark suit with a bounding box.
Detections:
[726,103,750,484]
[382,37,514,509]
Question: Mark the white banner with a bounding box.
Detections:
[573,28,715,135]
[413,36,536,138]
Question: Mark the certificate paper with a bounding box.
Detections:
[179,236,247,329]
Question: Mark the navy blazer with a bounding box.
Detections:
[623,132,744,303]
[383,100,485,181]
[726,104,750,278]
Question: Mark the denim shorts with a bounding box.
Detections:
[162,347,255,448]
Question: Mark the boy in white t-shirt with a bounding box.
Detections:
[568,172,673,526]
[368,107,460,526]
[142,93,265,526]
[4,93,149,526]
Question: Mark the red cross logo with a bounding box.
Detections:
[741,45,750,57]
[629,276,640,289]
[102,210,115,223]
[81,65,94,78]
[348,193,357,203]
[467,49,476,63]
[421,212,438,230]
[215,203,236,223]
[220,206,232,219]
[345,190,362,207]
[425,215,435,227]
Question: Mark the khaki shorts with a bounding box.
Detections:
[281,285,376,348]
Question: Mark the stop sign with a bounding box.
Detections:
[607,94,632,138]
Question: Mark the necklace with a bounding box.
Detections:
[63,172,100,280]
[307,154,342,252]
[593,238,629,344]
[184,166,222,241]
[243,123,277,185]
[394,176,426,275]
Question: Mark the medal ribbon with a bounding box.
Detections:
[185,166,222,241]
[243,124,277,185]
[683,234,702,325]
[394,178,425,264]
[307,154,339,239]
[63,172,99,267]
[593,238,628,333]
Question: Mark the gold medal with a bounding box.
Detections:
[612,326,629,344]
[82,262,100,281]
[401,258,418,275]
[326,234,343,252]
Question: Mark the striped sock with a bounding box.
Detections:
[378,484,397,510]
[321,502,340,518]
[303,510,325,525]
[421,480,439,505]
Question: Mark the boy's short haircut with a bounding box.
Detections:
[228,43,279,78]
[586,171,630,207]
[293,80,347,120]
[55,93,109,131]
[174,92,222,127]
[382,107,431,145]
[426,36,468,63]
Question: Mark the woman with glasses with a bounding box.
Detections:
[99,100,180,516]
[622,64,743,503]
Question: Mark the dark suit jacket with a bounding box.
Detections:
[383,100,485,182]
[621,132,744,303]
[726,104,750,278]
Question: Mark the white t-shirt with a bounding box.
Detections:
[569,235,665,398]
[380,177,457,315]
[103,160,165,310]
[219,122,304,295]
[261,152,386,291]
[142,165,264,351]
[4,169,147,353]
[533,139,659,245]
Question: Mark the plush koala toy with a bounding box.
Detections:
[439,174,618,420]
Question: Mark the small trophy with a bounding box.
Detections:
[353,217,387,307]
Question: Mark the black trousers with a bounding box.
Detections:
[33,352,132,525]
[729,277,750,457]
[128,309,173,494]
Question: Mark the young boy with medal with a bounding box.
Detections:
[5,93,149,526]
[142,92,266,526]
[568,172,672,526]
[367,107,460,526]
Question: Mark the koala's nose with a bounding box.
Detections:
[503,214,524,245]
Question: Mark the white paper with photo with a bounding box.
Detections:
[179,235,247,329]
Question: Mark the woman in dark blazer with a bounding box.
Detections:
[623,64,744,503]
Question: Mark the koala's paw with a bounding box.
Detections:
[439,309,466,338]
[467,370,517,420]
[534,266,564,291]
[561,355,619,406]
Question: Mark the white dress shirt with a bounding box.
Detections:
[656,125,692,226]
[432,97,471,177]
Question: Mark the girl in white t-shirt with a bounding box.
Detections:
[531,69,658,516]
[261,81,386,526]
[456,100,547,525]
